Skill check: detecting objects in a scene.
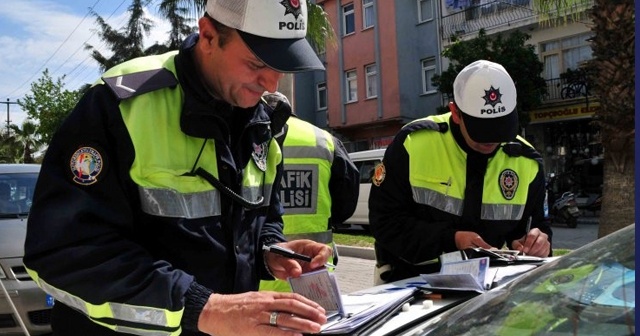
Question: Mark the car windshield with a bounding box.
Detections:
[0,172,38,217]
[419,224,635,336]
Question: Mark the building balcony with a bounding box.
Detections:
[440,0,593,42]
[441,0,537,41]
[543,77,593,103]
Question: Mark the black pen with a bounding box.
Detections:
[263,244,336,268]
[522,216,532,256]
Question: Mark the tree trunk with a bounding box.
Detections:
[588,0,635,237]
[597,147,635,237]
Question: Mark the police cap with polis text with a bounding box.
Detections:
[454,60,519,143]
[206,0,324,72]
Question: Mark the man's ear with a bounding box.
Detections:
[198,17,217,47]
[449,102,461,124]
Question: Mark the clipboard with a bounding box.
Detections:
[289,269,419,336]
[463,247,545,265]
[311,287,419,335]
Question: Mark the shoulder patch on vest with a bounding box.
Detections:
[70,146,104,185]
[372,162,386,186]
[102,68,178,100]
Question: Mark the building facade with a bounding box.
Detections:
[294,0,601,197]
[294,0,444,152]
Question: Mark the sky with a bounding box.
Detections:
[0,0,173,129]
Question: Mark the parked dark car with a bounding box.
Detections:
[394,224,635,336]
[0,164,52,335]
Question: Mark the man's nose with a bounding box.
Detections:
[259,69,284,93]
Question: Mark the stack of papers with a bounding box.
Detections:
[421,257,492,293]
[289,269,417,335]
[421,252,540,293]
[319,287,417,334]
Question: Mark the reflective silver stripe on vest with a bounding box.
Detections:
[412,187,463,216]
[36,279,176,332]
[481,203,525,221]
[413,187,525,220]
[139,187,221,218]
[284,146,333,163]
[285,230,333,244]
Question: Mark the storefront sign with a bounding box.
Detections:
[529,102,600,124]
[372,136,394,149]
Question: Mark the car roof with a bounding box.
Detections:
[348,148,386,161]
[0,164,41,174]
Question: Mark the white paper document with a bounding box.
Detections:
[421,257,491,293]
[289,269,417,334]
[288,269,344,316]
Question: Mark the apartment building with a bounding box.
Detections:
[294,0,601,196]
[294,0,444,152]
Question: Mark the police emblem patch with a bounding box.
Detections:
[372,162,386,187]
[70,147,103,185]
[499,169,518,200]
[280,0,302,19]
[252,142,269,172]
[482,86,503,108]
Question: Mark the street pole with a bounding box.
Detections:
[2,99,18,135]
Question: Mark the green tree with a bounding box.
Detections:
[8,120,43,163]
[534,0,634,237]
[432,29,547,127]
[85,0,157,72]
[18,69,80,144]
[0,133,22,163]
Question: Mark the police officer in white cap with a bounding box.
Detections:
[24,0,332,335]
[369,60,552,284]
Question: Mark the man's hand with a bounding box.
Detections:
[198,291,327,336]
[455,231,493,250]
[265,239,333,280]
[512,228,550,257]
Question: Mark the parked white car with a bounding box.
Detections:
[0,164,52,335]
[343,149,385,229]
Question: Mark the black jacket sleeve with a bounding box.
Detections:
[328,137,360,226]
[23,85,195,331]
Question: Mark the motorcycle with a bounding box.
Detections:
[545,173,581,228]
[578,192,602,216]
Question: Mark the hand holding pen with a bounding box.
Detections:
[513,217,551,257]
[262,240,335,280]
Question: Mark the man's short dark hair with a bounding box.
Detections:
[205,13,233,48]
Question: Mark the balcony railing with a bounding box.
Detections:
[543,77,591,102]
[441,0,536,40]
[440,0,594,41]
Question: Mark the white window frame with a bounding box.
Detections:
[421,58,437,94]
[343,3,355,36]
[540,32,593,80]
[316,82,327,110]
[365,64,378,98]
[418,0,434,23]
[345,70,358,103]
[363,0,375,29]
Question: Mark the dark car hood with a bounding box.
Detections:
[0,217,28,258]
